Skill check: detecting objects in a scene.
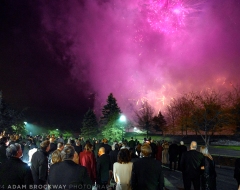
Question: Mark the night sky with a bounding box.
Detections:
[0,0,240,129]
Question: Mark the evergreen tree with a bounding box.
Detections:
[0,91,25,133]
[152,111,167,134]
[81,108,98,139]
[100,93,123,140]
[101,113,124,141]
[99,93,121,127]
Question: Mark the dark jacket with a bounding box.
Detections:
[180,150,204,178]
[48,160,92,190]
[94,143,102,158]
[75,145,83,155]
[131,157,164,190]
[0,157,34,190]
[31,149,49,185]
[128,140,136,149]
[0,144,8,164]
[150,142,158,158]
[201,156,217,190]
[234,158,240,184]
[97,153,111,182]
[178,145,187,160]
[100,143,112,155]
[49,142,57,153]
[48,143,57,163]
[109,149,119,170]
[168,143,179,161]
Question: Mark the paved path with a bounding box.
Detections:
[163,165,237,190]
[208,146,239,157]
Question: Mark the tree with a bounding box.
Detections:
[135,101,155,138]
[100,93,123,140]
[174,94,195,136]
[81,108,98,139]
[166,104,178,134]
[0,92,25,133]
[101,113,124,141]
[152,111,166,134]
[99,93,121,128]
[191,91,231,146]
[12,122,26,134]
[227,86,240,133]
[48,129,60,138]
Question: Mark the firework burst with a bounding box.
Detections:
[140,0,202,34]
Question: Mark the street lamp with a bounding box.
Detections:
[120,115,126,122]
[134,127,137,138]
[119,115,126,140]
[24,122,31,136]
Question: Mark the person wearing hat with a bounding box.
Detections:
[0,143,33,189]
[31,140,50,187]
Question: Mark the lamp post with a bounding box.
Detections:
[120,115,126,141]
[134,127,138,138]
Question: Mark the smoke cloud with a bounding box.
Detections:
[39,0,240,117]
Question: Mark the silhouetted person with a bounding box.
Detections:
[156,141,163,162]
[131,143,164,190]
[75,140,83,155]
[234,157,240,189]
[150,139,157,158]
[128,137,136,150]
[100,138,112,154]
[180,141,204,190]
[57,134,64,144]
[48,145,92,189]
[97,147,111,190]
[200,146,217,190]
[109,143,120,170]
[0,137,8,164]
[31,140,50,187]
[168,141,179,170]
[178,141,187,170]
[0,143,33,189]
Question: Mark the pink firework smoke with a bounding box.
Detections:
[40,0,240,118]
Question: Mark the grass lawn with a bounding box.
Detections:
[210,145,240,151]
[124,133,172,142]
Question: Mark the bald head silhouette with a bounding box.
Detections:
[190,141,197,150]
[98,147,105,156]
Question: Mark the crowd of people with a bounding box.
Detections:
[0,131,238,190]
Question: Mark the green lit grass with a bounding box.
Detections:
[210,145,240,151]
[124,133,169,142]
